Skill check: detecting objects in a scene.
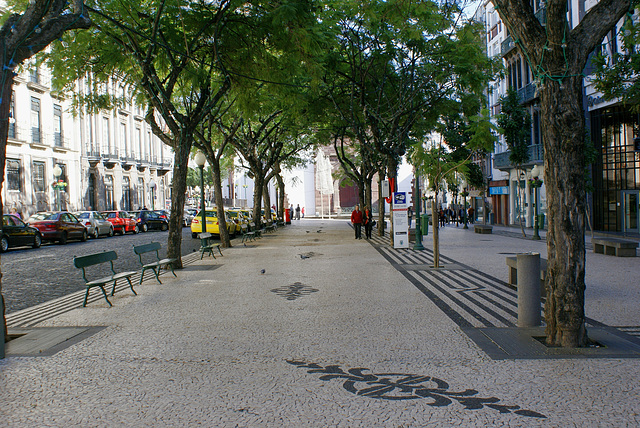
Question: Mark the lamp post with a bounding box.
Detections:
[461,179,469,229]
[531,164,542,240]
[413,172,424,250]
[53,164,62,211]
[149,179,156,210]
[195,151,207,236]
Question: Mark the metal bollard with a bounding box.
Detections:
[516,252,541,327]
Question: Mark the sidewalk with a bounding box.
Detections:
[1,219,639,426]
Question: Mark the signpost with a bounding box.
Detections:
[392,192,409,249]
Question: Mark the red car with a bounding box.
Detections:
[27,211,88,244]
[101,211,139,235]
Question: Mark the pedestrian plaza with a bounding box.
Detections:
[1,219,639,426]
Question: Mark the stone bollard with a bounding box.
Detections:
[516,252,541,327]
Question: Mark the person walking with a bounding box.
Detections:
[363,205,374,239]
[295,204,301,220]
[407,206,413,228]
[351,205,363,239]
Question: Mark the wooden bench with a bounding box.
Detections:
[74,251,138,307]
[506,256,547,295]
[249,222,263,239]
[474,225,493,234]
[133,242,178,285]
[241,224,256,243]
[592,237,638,257]
[199,232,223,259]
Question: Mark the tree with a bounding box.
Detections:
[497,87,531,237]
[493,0,631,347]
[0,0,90,353]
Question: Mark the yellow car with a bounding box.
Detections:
[226,209,246,234]
[191,209,235,238]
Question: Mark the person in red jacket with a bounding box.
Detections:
[351,205,363,239]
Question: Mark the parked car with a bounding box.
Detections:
[190,209,235,238]
[1,214,42,252]
[129,210,169,232]
[102,210,139,234]
[27,211,88,244]
[226,209,246,234]
[184,208,197,227]
[74,211,114,239]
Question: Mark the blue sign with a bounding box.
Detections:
[489,186,509,195]
[394,192,407,205]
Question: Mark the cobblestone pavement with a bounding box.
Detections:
[1,219,639,427]
[2,227,205,314]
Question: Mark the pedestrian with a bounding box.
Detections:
[301,207,305,218]
[351,204,363,239]
[9,207,21,219]
[290,205,294,220]
[439,208,445,227]
[407,206,413,228]
[295,204,301,220]
[468,207,475,224]
[363,205,374,239]
[451,208,457,226]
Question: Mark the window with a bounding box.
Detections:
[105,175,114,210]
[33,161,45,192]
[31,97,41,143]
[29,66,40,84]
[9,93,15,139]
[138,177,145,209]
[103,117,111,155]
[123,177,131,211]
[120,121,128,158]
[6,159,21,191]
[54,104,63,147]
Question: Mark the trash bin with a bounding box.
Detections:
[285,208,291,224]
[421,214,429,236]
[537,213,545,229]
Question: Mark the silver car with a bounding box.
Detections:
[74,211,114,239]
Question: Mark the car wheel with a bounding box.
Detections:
[1,236,9,252]
[141,224,148,232]
[80,230,88,242]
[32,234,42,249]
[92,229,99,239]
[108,227,114,237]
[59,232,68,245]
[133,225,139,234]
[161,223,168,231]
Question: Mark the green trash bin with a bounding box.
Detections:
[421,214,429,236]
[537,213,545,229]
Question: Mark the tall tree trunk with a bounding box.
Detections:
[542,77,587,347]
[252,176,265,229]
[432,198,440,268]
[0,76,13,349]
[364,178,372,210]
[276,173,285,220]
[263,182,273,225]
[387,155,398,246]
[211,156,231,247]
[167,136,192,268]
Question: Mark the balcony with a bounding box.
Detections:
[501,35,516,57]
[493,144,544,170]
[518,82,537,104]
[102,148,120,169]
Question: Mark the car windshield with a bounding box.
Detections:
[75,212,90,219]
[104,212,116,218]
[196,211,218,218]
[30,213,58,221]
[227,212,238,218]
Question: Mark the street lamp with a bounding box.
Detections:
[195,150,207,236]
[53,164,62,211]
[149,179,156,210]
[531,164,543,240]
[413,171,424,250]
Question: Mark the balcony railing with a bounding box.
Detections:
[501,35,516,57]
[518,82,537,104]
[493,144,544,170]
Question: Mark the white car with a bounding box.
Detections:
[74,211,114,239]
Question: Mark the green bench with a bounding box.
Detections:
[199,232,223,259]
[264,223,277,233]
[133,242,178,285]
[241,224,257,243]
[249,222,262,239]
[74,251,138,307]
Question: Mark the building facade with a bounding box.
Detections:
[3,59,172,219]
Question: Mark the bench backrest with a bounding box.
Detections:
[199,232,212,239]
[74,251,118,283]
[74,250,118,269]
[134,242,162,264]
